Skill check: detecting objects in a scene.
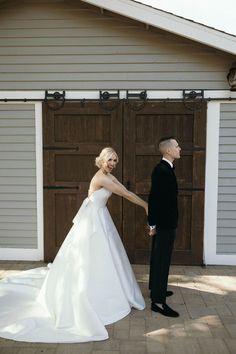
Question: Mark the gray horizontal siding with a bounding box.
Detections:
[0,0,234,90]
[217,103,236,255]
[0,54,227,65]
[0,104,37,249]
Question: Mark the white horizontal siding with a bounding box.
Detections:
[217,103,236,254]
[0,104,37,249]
[0,0,234,90]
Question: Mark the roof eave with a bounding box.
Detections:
[82,0,236,55]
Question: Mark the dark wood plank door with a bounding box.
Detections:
[43,101,122,261]
[43,100,206,265]
[123,101,206,265]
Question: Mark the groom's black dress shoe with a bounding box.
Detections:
[151,302,179,317]
[166,290,174,297]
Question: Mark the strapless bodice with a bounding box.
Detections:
[72,188,112,224]
[88,187,112,206]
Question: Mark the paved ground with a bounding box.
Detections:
[0,261,235,354]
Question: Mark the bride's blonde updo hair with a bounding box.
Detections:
[95,147,119,169]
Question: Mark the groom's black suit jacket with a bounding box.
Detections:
[148,159,178,229]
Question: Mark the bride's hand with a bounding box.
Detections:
[144,203,148,215]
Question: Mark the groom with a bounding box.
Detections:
[148,137,181,317]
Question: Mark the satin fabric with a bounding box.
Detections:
[0,188,145,343]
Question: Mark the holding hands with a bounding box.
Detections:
[147,225,156,237]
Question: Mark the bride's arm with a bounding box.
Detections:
[99,175,148,214]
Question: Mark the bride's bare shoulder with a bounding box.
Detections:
[89,170,107,190]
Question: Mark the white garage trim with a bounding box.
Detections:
[0,90,236,101]
[0,90,236,264]
[0,102,43,261]
[204,101,236,265]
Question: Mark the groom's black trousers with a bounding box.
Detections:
[149,228,176,304]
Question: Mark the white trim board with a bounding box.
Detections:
[0,249,42,261]
[35,103,44,260]
[204,102,220,265]
[82,0,236,55]
[204,101,236,266]
[0,90,236,101]
[0,101,44,261]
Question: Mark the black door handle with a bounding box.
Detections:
[44,186,79,190]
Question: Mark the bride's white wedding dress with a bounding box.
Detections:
[0,188,145,343]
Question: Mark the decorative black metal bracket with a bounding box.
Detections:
[44,90,65,111]
[183,90,204,100]
[99,90,120,111]
[125,90,147,111]
[126,90,147,100]
[99,90,120,100]
[183,90,204,111]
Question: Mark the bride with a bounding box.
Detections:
[0,147,148,343]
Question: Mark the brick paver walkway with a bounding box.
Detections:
[0,262,235,354]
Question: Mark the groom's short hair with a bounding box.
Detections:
[159,136,175,154]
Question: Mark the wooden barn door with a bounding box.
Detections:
[43,102,122,261]
[43,100,206,265]
[123,101,206,265]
